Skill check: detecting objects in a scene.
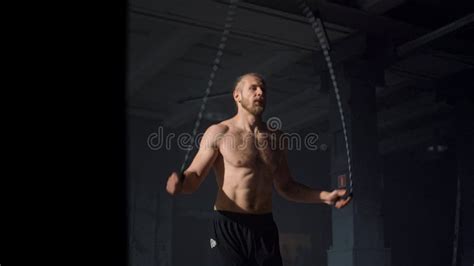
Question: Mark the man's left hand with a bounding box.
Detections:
[325,189,352,209]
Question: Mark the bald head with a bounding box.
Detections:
[233,73,265,93]
[232,73,266,115]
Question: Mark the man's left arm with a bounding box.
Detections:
[273,146,351,208]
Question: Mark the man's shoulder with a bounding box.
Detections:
[205,121,230,136]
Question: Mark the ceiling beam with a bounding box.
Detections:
[128,0,426,55]
[266,90,329,131]
[129,0,427,51]
[357,0,405,14]
[376,74,435,99]
[313,0,425,38]
[127,107,165,121]
[284,109,329,132]
[128,3,343,52]
[164,51,317,128]
[312,33,366,72]
[254,50,310,78]
[265,87,320,117]
[397,13,474,56]
[378,97,450,130]
[231,0,424,37]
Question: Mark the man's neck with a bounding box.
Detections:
[234,111,263,133]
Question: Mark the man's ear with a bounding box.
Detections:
[233,89,241,103]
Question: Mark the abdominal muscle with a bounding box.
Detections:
[212,156,275,214]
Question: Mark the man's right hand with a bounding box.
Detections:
[166,172,183,195]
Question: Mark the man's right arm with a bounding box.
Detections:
[166,124,226,195]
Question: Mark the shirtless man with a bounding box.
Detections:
[166,73,352,266]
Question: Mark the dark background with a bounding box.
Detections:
[125,1,473,266]
[9,1,472,266]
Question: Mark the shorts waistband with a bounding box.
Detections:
[213,210,275,228]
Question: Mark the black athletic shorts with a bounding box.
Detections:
[208,210,283,266]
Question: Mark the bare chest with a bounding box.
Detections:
[218,131,282,171]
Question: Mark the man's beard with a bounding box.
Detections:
[241,97,264,115]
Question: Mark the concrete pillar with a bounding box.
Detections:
[455,98,474,266]
[326,58,390,266]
